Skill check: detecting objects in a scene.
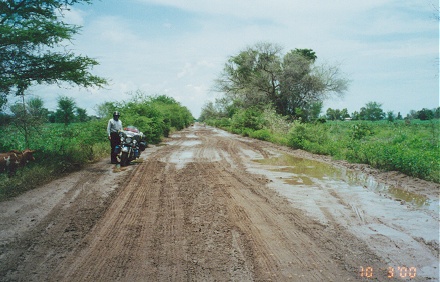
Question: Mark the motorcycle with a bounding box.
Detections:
[114,126,147,166]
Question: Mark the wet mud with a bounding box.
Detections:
[0,124,438,281]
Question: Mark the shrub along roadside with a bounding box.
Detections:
[0,95,194,200]
[0,121,109,200]
[206,110,439,183]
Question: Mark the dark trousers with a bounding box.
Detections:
[110,132,120,163]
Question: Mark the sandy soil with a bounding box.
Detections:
[0,124,438,281]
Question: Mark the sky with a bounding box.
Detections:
[23,0,439,118]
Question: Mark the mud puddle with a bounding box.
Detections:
[247,152,439,280]
[253,154,437,211]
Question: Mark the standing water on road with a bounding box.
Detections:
[253,154,436,211]
[247,152,439,280]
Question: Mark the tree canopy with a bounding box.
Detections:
[358,101,385,121]
[213,42,349,120]
[0,0,106,103]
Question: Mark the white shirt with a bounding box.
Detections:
[107,118,123,136]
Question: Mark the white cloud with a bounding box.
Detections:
[60,6,86,26]
[26,1,438,119]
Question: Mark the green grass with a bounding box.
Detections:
[209,118,440,183]
[286,120,439,182]
[0,121,110,201]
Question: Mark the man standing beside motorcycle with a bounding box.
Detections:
[107,111,123,164]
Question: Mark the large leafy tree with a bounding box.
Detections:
[214,42,349,119]
[359,101,385,121]
[215,42,282,109]
[0,0,107,101]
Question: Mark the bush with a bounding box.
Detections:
[249,129,272,141]
[288,124,308,149]
[231,108,264,132]
[351,122,373,140]
[0,93,195,200]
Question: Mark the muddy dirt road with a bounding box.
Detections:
[0,124,438,281]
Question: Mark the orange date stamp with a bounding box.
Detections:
[359,266,417,279]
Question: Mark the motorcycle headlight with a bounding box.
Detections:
[119,132,126,141]
[126,137,132,143]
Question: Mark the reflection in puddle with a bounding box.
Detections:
[284,176,314,185]
[254,154,342,184]
[253,154,436,210]
[348,173,432,208]
[387,186,431,207]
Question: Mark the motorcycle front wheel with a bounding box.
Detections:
[120,152,129,167]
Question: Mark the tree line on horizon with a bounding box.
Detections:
[326,103,440,122]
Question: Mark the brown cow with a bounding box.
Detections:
[0,149,36,177]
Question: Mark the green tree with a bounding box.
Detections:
[95,101,118,119]
[150,95,193,130]
[407,110,417,119]
[75,107,89,122]
[117,92,193,142]
[278,48,345,117]
[434,107,440,119]
[292,48,317,62]
[27,96,48,122]
[387,111,395,122]
[326,108,336,120]
[199,101,221,121]
[326,108,348,120]
[215,42,282,109]
[214,42,349,119]
[417,108,434,120]
[359,102,385,121]
[55,96,76,126]
[9,96,46,147]
[0,0,107,100]
[150,94,179,105]
[351,111,360,120]
[299,101,323,121]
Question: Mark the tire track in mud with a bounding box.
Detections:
[2,126,388,281]
[53,132,258,281]
[53,150,173,281]
[0,160,131,282]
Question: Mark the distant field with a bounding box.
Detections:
[209,118,440,183]
[294,119,439,183]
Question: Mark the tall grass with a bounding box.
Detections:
[0,121,109,200]
[207,113,440,183]
[286,120,439,182]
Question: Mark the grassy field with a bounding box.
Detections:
[286,119,439,182]
[0,121,109,200]
[208,117,440,183]
[1,117,438,201]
